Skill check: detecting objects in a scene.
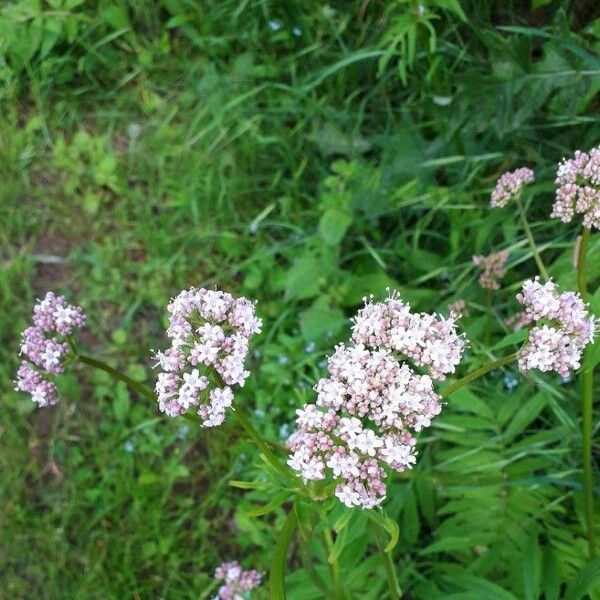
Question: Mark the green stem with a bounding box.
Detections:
[270,509,297,600]
[578,229,590,300]
[372,522,402,599]
[77,354,155,401]
[577,227,595,558]
[298,534,329,595]
[484,290,493,345]
[441,353,519,398]
[323,528,347,600]
[515,196,550,281]
[78,355,301,491]
[232,401,303,491]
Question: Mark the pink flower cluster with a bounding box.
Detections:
[15,292,86,407]
[288,292,466,509]
[447,299,468,317]
[154,288,262,427]
[472,250,509,290]
[490,167,535,208]
[516,278,595,377]
[213,561,261,600]
[552,146,600,229]
[351,292,466,381]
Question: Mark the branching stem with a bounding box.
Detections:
[515,196,550,281]
[441,353,519,398]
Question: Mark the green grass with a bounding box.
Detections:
[1,0,600,597]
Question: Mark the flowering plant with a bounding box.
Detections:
[14,146,599,598]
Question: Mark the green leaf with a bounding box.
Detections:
[542,546,561,600]
[270,510,298,600]
[138,472,161,485]
[113,382,130,422]
[318,208,352,246]
[490,329,528,351]
[531,0,554,7]
[100,5,130,30]
[338,271,400,306]
[434,0,468,22]
[564,557,600,599]
[228,479,269,490]
[522,531,541,600]
[246,493,289,517]
[328,525,348,564]
[285,252,321,301]
[367,510,400,553]
[293,499,314,541]
[505,391,547,440]
[582,338,600,372]
[299,297,346,341]
[454,575,519,599]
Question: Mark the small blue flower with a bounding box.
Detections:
[503,374,518,392]
[177,424,191,439]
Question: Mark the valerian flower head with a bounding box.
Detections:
[490,167,535,208]
[15,292,86,407]
[213,561,262,600]
[552,146,600,230]
[516,278,595,377]
[447,299,468,317]
[472,250,509,290]
[287,291,466,509]
[153,288,262,427]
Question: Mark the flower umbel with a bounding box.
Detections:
[472,250,509,290]
[490,167,535,208]
[154,288,262,426]
[516,278,595,377]
[288,292,466,509]
[213,561,262,600]
[447,299,468,317]
[15,292,86,407]
[552,146,600,230]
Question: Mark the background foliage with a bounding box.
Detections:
[1,0,600,598]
